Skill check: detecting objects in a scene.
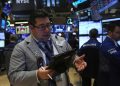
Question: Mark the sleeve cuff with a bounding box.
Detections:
[36,70,40,83]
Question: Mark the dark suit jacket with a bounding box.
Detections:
[101,36,120,86]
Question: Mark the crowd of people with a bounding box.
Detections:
[77,23,120,86]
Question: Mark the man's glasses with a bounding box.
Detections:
[34,23,51,31]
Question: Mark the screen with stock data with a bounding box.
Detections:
[79,21,102,35]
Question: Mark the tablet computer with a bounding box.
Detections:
[47,49,76,73]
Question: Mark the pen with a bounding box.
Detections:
[41,66,53,80]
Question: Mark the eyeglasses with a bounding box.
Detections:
[34,23,51,31]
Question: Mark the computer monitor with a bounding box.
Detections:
[0,19,6,29]
[79,21,102,35]
[0,40,5,48]
[79,36,102,48]
[16,26,30,34]
[0,32,5,40]
[53,24,66,32]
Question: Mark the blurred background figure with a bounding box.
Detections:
[4,34,18,74]
[68,32,79,49]
[77,29,101,86]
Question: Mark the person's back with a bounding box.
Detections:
[77,29,100,86]
[68,33,79,49]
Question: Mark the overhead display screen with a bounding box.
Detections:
[52,24,66,32]
[0,33,5,40]
[16,26,30,34]
[79,21,102,35]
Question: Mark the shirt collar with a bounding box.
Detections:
[31,34,51,43]
[107,36,116,42]
[107,36,118,47]
[31,34,39,43]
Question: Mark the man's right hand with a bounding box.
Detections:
[74,54,87,71]
[37,66,54,80]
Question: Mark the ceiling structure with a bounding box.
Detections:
[0,0,120,21]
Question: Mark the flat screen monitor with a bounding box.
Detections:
[16,26,30,34]
[79,36,102,48]
[53,25,66,32]
[79,21,102,35]
[0,40,5,48]
[0,19,6,29]
[0,32,5,40]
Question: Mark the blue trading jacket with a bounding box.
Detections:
[81,38,101,49]
[101,36,120,86]
[78,38,101,78]
[101,36,120,65]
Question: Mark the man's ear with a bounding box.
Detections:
[29,25,34,29]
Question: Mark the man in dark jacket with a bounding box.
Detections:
[77,29,101,86]
[100,23,120,86]
[4,34,18,73]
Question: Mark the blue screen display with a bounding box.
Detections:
[6,27,16,34]
[0,33,5,40]
[52,25,66,32]
[72,0,87,7]
[1,19,6,29]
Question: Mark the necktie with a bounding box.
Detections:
[43,40,53,64]
[38,40,56,86]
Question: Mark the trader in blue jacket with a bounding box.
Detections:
[77,29,101,86]
[100,23,120,86]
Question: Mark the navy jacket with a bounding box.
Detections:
[101,36,120,86]
[78,38,101,78]
[81,38,100,49]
